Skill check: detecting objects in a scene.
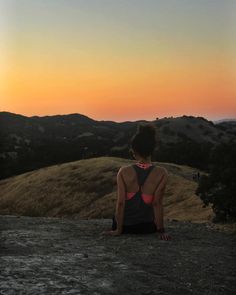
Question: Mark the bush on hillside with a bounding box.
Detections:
[196,141,236,222]
[155,140,213,170]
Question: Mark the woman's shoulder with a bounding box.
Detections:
[119,164,167,174]
[117,164,136,176]
[118,163,168,175]
[152,164,169,178]
[118,164,133,172]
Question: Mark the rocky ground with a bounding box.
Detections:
[0,215,235,295]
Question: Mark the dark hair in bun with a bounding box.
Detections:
[131,123,156,157]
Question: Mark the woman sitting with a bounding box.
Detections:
[106,123,171,240]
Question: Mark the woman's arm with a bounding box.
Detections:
[152,169,171,239]
[114,168,126,234]
[105,167,126,236]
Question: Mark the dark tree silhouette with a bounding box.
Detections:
[196,141,236,222]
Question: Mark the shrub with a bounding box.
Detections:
[196,141,236,222]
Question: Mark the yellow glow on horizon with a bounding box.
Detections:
[2,31,235,121]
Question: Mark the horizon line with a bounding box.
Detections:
[0,110,235,123]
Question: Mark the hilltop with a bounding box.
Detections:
[0,156,213,223]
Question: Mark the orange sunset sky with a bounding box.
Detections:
[1,0,236,122]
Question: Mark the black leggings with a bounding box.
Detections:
[112,216,157,234]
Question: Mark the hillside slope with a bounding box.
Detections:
[0,157,213,222]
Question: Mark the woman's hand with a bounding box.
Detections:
[158,232,171,240]
[102,229,122,236]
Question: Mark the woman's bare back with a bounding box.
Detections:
[120,165,167,195]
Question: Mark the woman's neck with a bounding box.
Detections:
[136,157,152,164]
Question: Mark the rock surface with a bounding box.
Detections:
[0,215,235,295]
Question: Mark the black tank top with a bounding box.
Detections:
[123,164,155,226]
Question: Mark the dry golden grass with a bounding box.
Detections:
[0,156,214,223]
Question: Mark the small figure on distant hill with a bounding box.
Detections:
[192,172,200,181]
[197,172,200,180]
[103,123,171,240]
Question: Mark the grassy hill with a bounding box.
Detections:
[0,157,214,223]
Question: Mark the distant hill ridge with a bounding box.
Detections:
[0,111,235,180]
